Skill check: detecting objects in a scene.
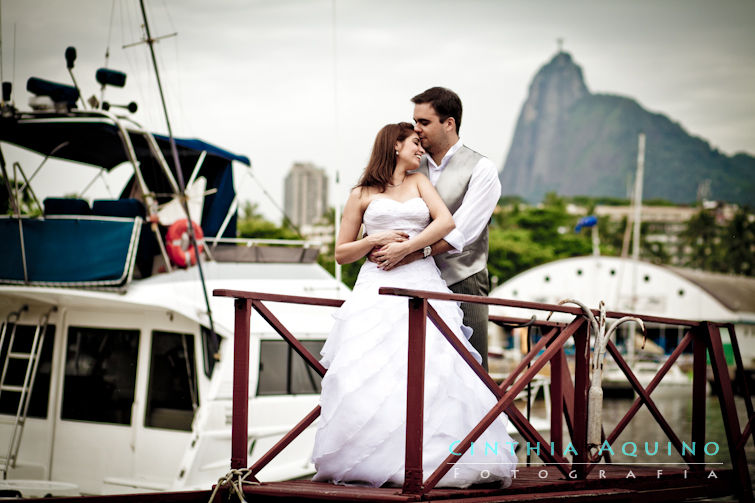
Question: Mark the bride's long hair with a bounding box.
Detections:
[357,122,415,193]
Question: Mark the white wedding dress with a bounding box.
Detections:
[312,197,517,488]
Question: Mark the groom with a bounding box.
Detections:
[390,86,501,371]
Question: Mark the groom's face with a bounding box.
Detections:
[413,103,446,156]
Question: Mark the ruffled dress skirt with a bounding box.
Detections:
[312,257,517,488]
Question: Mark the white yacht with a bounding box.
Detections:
[0,64,345,497]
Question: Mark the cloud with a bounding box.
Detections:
[4,0,754,223]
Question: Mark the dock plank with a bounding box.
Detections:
[237,466,733,502]
[13,466,735,503]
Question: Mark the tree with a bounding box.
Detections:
[1,175,39,216]
[722,206,755,276]
[487,228,555,284]
[680,207,724,271]
[236,202,300,240]
[487,193,592,284]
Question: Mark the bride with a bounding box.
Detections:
[312,122,517,488]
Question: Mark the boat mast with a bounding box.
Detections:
[631,133,645,266]
[137,0,217,342]
[629,132,645,369]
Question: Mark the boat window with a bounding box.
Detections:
[257,340,325,396]
[62,327,139,425]
[201,326,220,378]
[0,323,55,419]
[145,331,198,431]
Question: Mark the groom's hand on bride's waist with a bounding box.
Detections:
[377,249,423,271]
[380,239,453,270]
[366,247,380,264]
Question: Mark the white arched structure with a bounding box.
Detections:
[489,256,755,366]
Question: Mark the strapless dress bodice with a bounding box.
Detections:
[363,197,430,238]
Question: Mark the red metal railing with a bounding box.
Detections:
[213,287,754,502]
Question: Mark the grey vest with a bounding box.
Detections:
[417,145,490,286]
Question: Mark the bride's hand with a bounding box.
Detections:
[368,230,409,248]
[373,241,410,270]
[365,231,408,263]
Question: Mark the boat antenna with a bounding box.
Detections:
[136,0,217,340]
[104,0,115,68]
[100,0,116,105]
[331,0,342,286]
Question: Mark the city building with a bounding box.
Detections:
[284,162,329,229]
[594,204,697,264]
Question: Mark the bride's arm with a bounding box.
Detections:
[373,174,454,268]
[335,188,408,265]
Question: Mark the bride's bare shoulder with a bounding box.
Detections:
[347,186,378,211]
[406,172,429,184]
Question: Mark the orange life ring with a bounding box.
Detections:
[166,219,204,267]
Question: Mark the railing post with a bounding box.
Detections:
[550,347,564,455]
[231,298,251,469]
[705,322,753,502]
[403,296,427,495]
[572,319,590,478]
[691,328,707,468]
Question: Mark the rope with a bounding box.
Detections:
[206,468,259,503]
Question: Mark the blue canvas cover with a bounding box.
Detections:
[0,113,250,239]
[0,216,140,287]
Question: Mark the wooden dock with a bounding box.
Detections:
[10,464,734,503]
[15,287,753,503]
[228,465,733,502]
[13,466,736,503]
[209,289,752,503]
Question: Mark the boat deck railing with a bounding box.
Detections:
[213,287,754,502]
[207,237,323,264]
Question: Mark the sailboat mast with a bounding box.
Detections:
[137,0,217,342]
[138,0,182,186]
[631,133,645,263]
[629,132,645,369]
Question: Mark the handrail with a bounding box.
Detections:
[213,287,753,502]
[379,287,703,327]
[213,289,343,307]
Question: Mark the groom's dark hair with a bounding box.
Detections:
[412,87,462,134]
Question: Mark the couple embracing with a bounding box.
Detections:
[312,87,517,488]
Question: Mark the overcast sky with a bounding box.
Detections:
[2,0,754,222]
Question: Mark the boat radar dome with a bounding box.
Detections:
[26,77,79,111]
[96,68,127,88]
